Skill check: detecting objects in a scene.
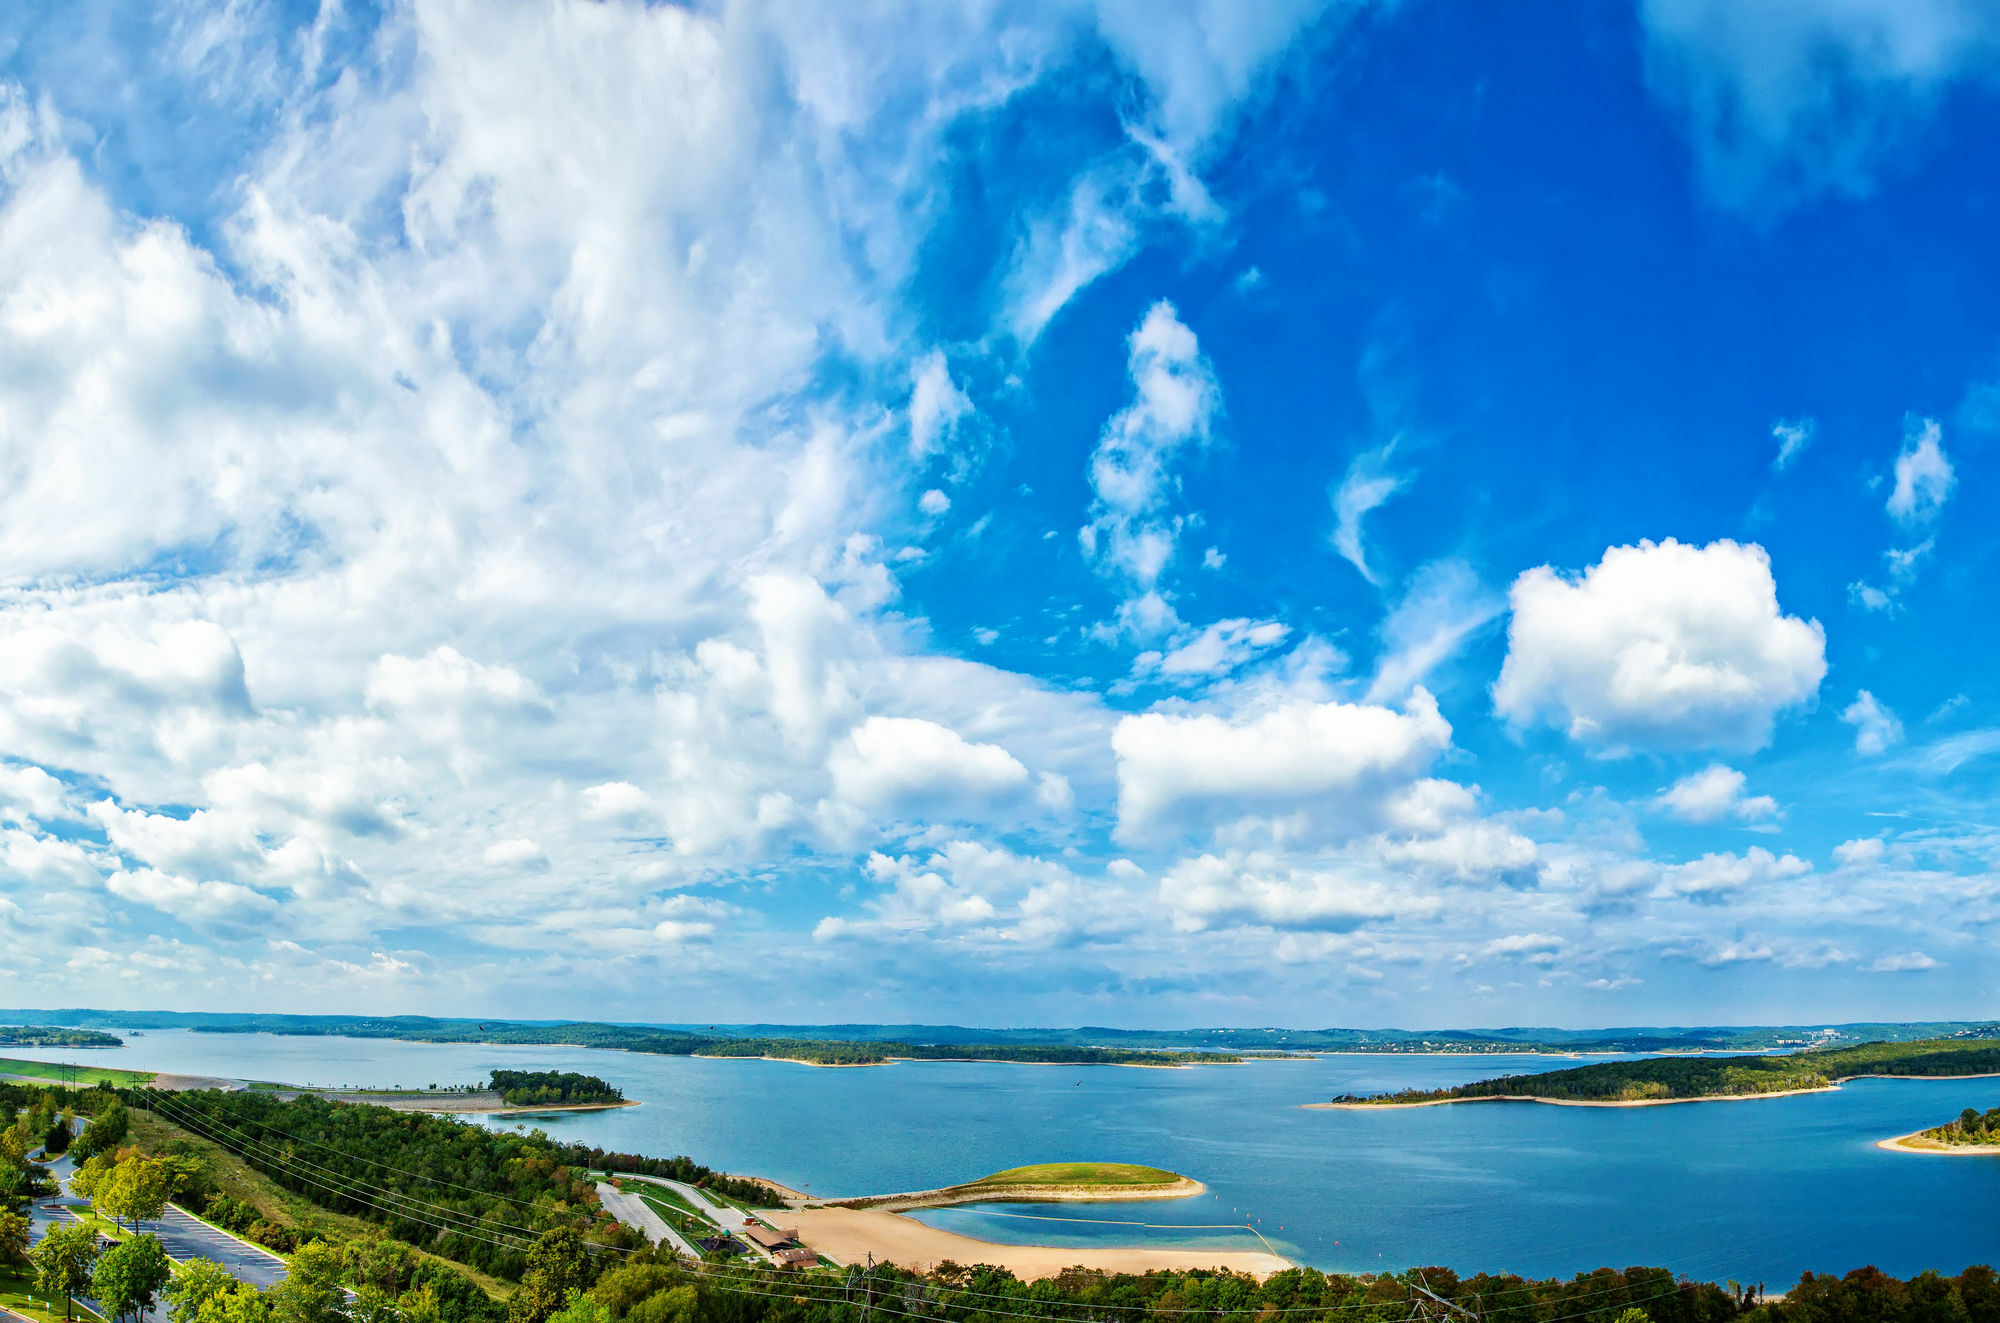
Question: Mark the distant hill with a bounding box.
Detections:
[0,1009,1993,1056]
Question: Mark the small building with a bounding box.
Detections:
[741,1224,801,1251]
[771,1246,817,1268]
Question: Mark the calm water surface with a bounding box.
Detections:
[9,1030,1996,1286]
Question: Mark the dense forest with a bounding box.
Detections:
[414,1229,2000,1323]
[0,1025,122,1047]
[488,1071,625,1106]
[1921,1106,2000,1146]
[1338,1040,2000,1104]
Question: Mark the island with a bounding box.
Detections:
[486,1068,627,1106]
[1315,1038,2000,1107]
[1879,1104,2000,1154]
[0,1025,122,1048]
[819,1161,1204,1210]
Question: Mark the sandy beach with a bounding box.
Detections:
[825,1176,1206,1211]
[1876,1132,2000,1156]
[776,1205,1289,1280]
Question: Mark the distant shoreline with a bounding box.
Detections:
[1315,1069,2000,1111]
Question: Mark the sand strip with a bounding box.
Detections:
[777,1206,1287,1281]
[1877,1132,2000,1156]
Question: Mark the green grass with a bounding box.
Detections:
[0,1269,108,1323]
[976,1162,1183,1187]
[0,1058,155,1087]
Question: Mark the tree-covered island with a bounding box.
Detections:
[1326,1039,2000,1106]
[486,1070,626,1107]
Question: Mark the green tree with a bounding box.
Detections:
[164,1259,244,1323]
[509,1230,590,1323]
[32,1221,101,1322]
[546,1292,613,1323]
[93,1233,174,1323]
[268,1240,348,1323]
[71,1097,127,1161]
[0,1210,31,1269]
[103,1155,171,1226]
[623,1287,696,1323]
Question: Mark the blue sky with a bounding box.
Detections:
[0,0,1996,1027]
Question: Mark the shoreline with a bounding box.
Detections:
[1314,1069,2000,1111]
[1310,1087,1841,1111]
[1877,1131,2000,1156]
[773,1204,1287,1281]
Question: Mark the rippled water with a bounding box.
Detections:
[9,1029,1995,1286]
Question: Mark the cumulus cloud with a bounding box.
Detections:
[1080,301,1220,633]
[1656,765,1778,823]
[1841,690,1905,755]
[827,716,1044,823]
[1157,851,1423,933]
[1661,846,1810,901]
[1112,688,1451,842]
[1493,539,1826,753]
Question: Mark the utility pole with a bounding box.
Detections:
[1409,1272,1478,1323]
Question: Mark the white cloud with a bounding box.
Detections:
[918,488,950,516]
[1833,837,1886,868]
[1134,618,1289,682]
[1841,690,1905,755]
[908,351,973,463]
[1158,851,1424,934]
[827,715,1035,821]
[1112,688,1451,841]
[1080,301,1220,632]
[1483,932,1564,964]
[1330,442,1407,586]
[482,838,548,871]
[1661,846,1810,901]
[105,867,277,924]
[1886,417,1955,525]
[1494,538,1826,753]
[1868,950,1938,973]
[1639,0,2000,212]
[1365,559,1503,703]
[581,781,653,822]
[1771,417,1814,471]
[1657,764,1778,823]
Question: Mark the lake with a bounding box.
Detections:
[7,1029,1995,1288]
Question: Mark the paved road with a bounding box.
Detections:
[142,1207,288,1290]
[617,1175,787,1264]
[595,1182,699,1259]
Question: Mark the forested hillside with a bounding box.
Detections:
[1338,1040,2000,1104]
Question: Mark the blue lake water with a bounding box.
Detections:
[8,1029,1996,1288]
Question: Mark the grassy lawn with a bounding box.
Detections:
[633,1190,714,1236]
[0,1269,108,1323]
[0,1059,155,1088]
[976,1162,1183,1187]
[621,1182,701,1218]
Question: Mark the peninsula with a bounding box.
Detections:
[1879,1104,2000,1154]
[1316,1038,2000,1107]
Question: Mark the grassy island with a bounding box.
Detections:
[825,1160,1201,1210]
[1327,1038,2000,1106]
